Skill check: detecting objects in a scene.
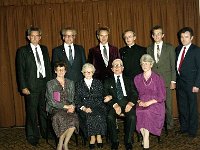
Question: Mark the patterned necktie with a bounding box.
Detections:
[178,46,186,72]
[116,76,124,100]
[103,46,108,61]
[68,45,73,65]
[157,45,160,63]
[35,47,43,78]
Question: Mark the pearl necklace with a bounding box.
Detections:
[143,77,152,86]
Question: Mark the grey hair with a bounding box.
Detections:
[140,54,154,65]
[61,27,77,36]
[112,59,124,67]
[81,63,96,74]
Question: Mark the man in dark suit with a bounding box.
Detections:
[147,25,176,130]
[16,27,52,146]
[176,27,200,137]
[88,27,120,81]
[103,59,137,150]
[119,29,146,79]
[52,27,86,82]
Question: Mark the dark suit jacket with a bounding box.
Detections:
[176,44,200,87]
[87,44,120,81]
[119,44,146,79]
[103,75,137,109]
[52,44,86,82]
[16,44,52,92]
[147,42,176,87]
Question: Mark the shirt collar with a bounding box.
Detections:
[100,43,109,49]
[30,43,39,50]
[64,43,74,48]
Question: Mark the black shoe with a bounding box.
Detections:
[97,143,103,148]
[175,130,187,135]
[188,133,196,138]
[89,144,95,150]
[28,139,38,146]
[125,143,132,150]
[111,142,119,150]
[27,137,38,146]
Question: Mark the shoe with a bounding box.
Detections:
[97,143,103,148]
[188,134,196,138]
[175,130,187,135]
[89,144,95,150]
[111,142,119,150]
[125,143,132,150]
[27,137,38,146]
[28,139,38,146]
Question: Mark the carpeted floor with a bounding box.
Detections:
[0,119,199,150]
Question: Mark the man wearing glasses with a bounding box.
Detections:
[119,29,146,80]
[16,27,52,146]
[103,59,137,150]
[52,27,86,82]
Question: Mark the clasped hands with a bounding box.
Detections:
[113,102,134,116]
[82,107,92,113]
[137,99,157,107]
[63,104,75,113]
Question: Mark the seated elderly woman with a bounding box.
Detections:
[134,54,166,150]
[75,63,107,150]
[46,62,79,150]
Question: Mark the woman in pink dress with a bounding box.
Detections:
[134,54,166,149]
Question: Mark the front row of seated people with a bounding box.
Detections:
[46,54,166,150]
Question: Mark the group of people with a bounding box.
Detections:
[16,25,200,150]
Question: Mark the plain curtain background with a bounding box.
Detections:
[0,0,199,127]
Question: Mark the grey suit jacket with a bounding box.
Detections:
[147,42,176,87]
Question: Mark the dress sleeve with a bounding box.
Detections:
[155,76,166,103]
[46,80,65,114]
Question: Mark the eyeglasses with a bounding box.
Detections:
[84,71,93,74]
[64,35,75,38]
[141,62,151,66]
[112,64,123,68]
[56,69,66,72]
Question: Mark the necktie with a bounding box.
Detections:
[157,45,160,63]
[178,46,186,72]
[103,46,108,61]
[35,47,43,78]
[116,76,124,100]
[68,45,73,65]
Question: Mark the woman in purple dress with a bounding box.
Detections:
[46,62,79,150]
[134,54,166,150]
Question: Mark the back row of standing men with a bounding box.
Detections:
[16,25,200,147]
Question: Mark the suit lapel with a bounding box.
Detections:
[62,44,71,66]
[149,44,155,60]
[27,44,36,64]
[110,77,117,94]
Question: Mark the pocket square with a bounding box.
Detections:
[53,91,60,102]
[110,86,113,89]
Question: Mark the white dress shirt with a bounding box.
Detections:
[30,43,46,78]
[64,43,75,60]
[177,43,191,74]
[114,74,127,96]
[100,43,109,67]
[154,41,163,63]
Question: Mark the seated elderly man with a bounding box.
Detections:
[103,59,137,150]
